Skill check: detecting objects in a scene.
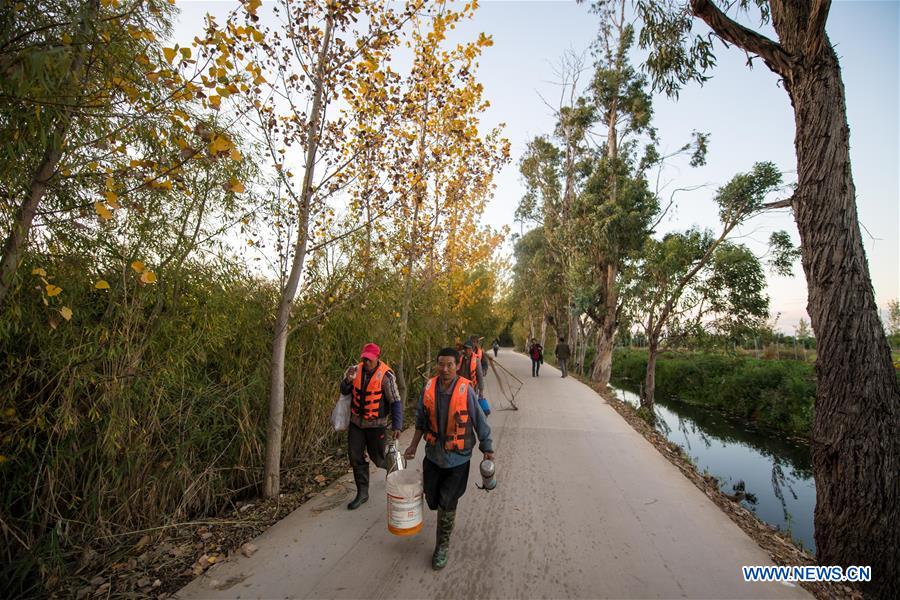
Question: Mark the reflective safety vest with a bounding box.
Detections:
[423,376,474,452]
[351,361,392,421]
[467,353,480,389]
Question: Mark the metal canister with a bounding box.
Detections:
[477,459,496,491]
[385,441,405,476]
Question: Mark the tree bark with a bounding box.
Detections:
[690,1,900,594]
[789,40,899,598]
[396,90,429,405]
[263,11,333,499]
[592,263,619,386]
[641,341,657,424]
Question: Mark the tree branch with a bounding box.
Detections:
[806,0,832,57]
[762,194,794,210]
[689,0,793,77]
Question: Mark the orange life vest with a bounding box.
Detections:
[467,352,479,388]
[351,360,392,420]
[423,376,474,452]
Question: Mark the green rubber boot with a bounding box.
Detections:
[431,509,455,570]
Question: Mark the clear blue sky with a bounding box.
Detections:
[174,1,898,332]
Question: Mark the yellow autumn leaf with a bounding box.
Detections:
[208,135,233,155]
[180,47,191,60]
[0,456,7,464]
[163,47,177,64]
[94,202,113,221]
[141,271,157,284]
[246,0,261,15]
[95,280,110,290]
[229,148,242,161]
[104,190,119,208]
[208,95,221,109]
[46,284,62,297]
[61,33,72,45]
[131,260,145,273]
[228,179,245,193]
[31,268,46,277]
[59,306,73,321]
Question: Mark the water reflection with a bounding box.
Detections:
[612,386,816,553]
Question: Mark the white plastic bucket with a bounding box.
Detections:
[386,469,424,536]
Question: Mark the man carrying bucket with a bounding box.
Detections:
[340,343,402,510]
[404,347,493,570]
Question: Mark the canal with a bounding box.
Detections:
[611,385,816,553]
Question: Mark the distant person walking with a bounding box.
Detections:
[491,339,499,357]
[339,343,402,510]
[555,337,571,378]
[528,338,543,377]
[404,347,493,570]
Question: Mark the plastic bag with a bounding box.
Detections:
[331,393,351,431]
[478,396,491,416]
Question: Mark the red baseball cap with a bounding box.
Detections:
[360,342,381,361]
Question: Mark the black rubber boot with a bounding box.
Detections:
[431,509,455,570]
[347,466,369,510]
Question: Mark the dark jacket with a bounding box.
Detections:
[555,342,571,360]
[529,343,543,362]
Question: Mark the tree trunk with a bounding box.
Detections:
[592,263,619,386]
[396,91,429,405]
[790,40,900,595]
[263,11,333,499]
[689,1,900,592]
[641,342,657,423]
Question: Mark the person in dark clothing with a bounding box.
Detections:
[339,342,402,510]
[528,338,543,377]
[555,337,571,378]
[491,339,499,357]
[404,347,493,570]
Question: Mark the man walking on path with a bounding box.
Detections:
[404,347,493,570]
[470,335,489,380]
[340,343,402,510]
[491,338,499,357]
[528,338,543,377]
[555,337,571,378]
[459,340,485,399]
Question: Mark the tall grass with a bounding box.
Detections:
[0,250,496,596]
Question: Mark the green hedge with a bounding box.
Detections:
[611,348,815,436]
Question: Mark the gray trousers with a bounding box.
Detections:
[558,358,568,377]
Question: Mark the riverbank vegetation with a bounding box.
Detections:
[610,348,814,437]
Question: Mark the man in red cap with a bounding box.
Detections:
[339,343,402,509]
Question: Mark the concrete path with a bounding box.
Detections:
[177,349,809,599]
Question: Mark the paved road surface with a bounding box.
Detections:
[178,349,809,599]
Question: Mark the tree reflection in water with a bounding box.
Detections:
[613,384,816,552]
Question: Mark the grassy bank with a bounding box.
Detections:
[610,348,815,437]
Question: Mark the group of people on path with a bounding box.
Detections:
[526,337,570,377]
[336,334,571,571]
[339,337,493,570]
